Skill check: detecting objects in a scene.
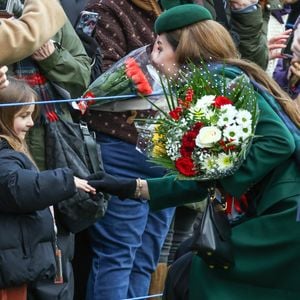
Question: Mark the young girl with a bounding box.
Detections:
[0,78,95,300]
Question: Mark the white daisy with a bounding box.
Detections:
[217,105,237,126]
[235,110,252,127]
[222,124,243,144]
[216,153,235,170]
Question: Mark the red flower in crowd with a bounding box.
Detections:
[169,107,183,120]
[175,157,197,177]
[213,96,233,108]
[180,130,197,156]
[83,91,96,105]
[125,58,153,95]
[185,88,194,102]
[219,140,236,152]
[77,91,96,115]
[191,122,204,132]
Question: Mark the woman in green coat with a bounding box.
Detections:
[87,4,300,299]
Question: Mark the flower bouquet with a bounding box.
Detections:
[139,64,259,180]
[74,45,163,114]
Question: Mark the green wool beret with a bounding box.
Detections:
[160,0,193,10]
[154,4,213,34]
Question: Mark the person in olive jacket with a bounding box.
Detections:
[0,78,95,296]
[86,5,300,300]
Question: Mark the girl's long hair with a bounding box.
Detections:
[165,20,300,127]
[0,77,38,157]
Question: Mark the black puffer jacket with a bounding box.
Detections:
[0,140,77,288]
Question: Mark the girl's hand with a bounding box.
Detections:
[74,176,96,194]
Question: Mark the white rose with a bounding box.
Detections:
[195,126,222,148]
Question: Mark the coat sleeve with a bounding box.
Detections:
[36,20,92,97]
[0,0,66,65]
[231,7,269,70]
[0,151,77,213]
[147,175,208,211]
[220,95,296,197]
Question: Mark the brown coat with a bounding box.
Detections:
[0,0,66,65]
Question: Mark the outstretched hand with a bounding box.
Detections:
[74,176,96,194]
[87,171,137,200]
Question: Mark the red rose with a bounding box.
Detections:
[191,122,203,133]
[182,131,197,148]
[175,157,197,176]
[213,96,233,108]
[83,91,96,105]
[137,81,153,95]
[180,147,193,157]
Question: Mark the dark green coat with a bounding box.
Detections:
[147,93,300,298]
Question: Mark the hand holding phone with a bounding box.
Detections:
[75,11,99,37]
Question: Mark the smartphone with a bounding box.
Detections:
[281,30,294,59]
[75,10,99,37]
[0,0,23,18]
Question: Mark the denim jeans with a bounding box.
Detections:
[86,133,175,300]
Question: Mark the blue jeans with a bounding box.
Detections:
[86,133,175,300]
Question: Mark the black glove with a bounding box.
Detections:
[76,28,99,58]
[87,171,137,200]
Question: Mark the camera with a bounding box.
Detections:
[0,0,23,18]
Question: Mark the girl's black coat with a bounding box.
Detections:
[0,140,76,288]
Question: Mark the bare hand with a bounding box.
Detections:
[289,61,300,78]
[268,30,293,60]
[32,40,56,61]
[74,176,96,194]
[0,66,9,89]
[229,0,257,10]
[282,0,299,4]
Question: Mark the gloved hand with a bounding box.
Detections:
[76,28,99,59]
[87,172,137,200]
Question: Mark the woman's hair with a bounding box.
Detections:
[165,20,300,127]
[0,77,38,155]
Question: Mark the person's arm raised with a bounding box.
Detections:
[0,0,67,65]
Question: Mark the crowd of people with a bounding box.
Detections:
[0,0,299,300]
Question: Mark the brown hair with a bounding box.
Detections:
[165,20,300,127]
[0,77,38,156]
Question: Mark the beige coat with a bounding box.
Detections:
[0,0,66,65]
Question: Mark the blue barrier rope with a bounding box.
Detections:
[123,293,163,300]
[0,92,163,107]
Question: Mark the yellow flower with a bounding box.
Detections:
[152,144,166,157]
[152,132,163,143]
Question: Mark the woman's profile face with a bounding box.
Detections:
[151,34,178,78]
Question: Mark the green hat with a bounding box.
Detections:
[160,0,193,10]
[155,4,213,34]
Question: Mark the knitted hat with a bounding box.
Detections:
[160,0,193,10]
[154,4,213,34]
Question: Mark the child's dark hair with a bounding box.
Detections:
[0,77,38,152]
